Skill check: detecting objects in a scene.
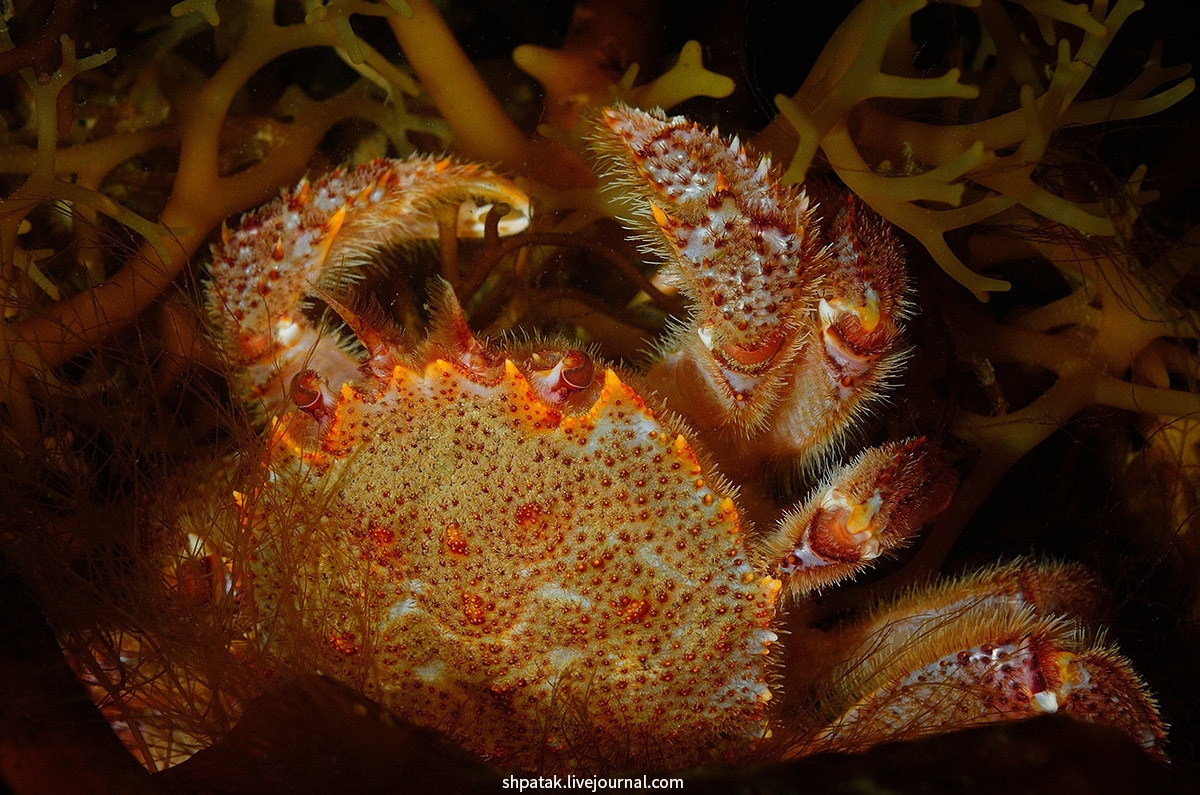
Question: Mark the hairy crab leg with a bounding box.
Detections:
[854,559,1117,646]
[759,438,956,597]
[799,600,1165,758]
[785,559,1117,692]
[755,188,913,463]
[205,156,531,417]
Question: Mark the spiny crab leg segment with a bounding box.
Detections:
[589,104,826,436]
[804,573,1166,758]
[851,559,1118,647]
[423,277,508,385]
[205,156,531,416]
[783,560,1117,694]
[756,187,912,463]
[759,437,957,597]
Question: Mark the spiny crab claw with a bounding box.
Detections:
[206,156,531,417]
[590,103,827,435]
[591,106,910,468]
[755,188,912,463]
[760,437,957,597]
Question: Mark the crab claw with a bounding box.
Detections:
[760,437,956,597]
[206,156,531,417]
[590,104,827,435]
[591,108,912,467]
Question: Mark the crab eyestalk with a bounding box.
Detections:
[290,369,335,423]
[525,349,597,403]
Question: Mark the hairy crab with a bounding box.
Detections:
[110,104,1164,774]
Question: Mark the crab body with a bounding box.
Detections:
[253,348,779,770]
[115,106,1164,773]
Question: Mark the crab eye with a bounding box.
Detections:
[528,349,596,402]
[718,331,784,370]
[290,369,331,420]
[559,350,595,390]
